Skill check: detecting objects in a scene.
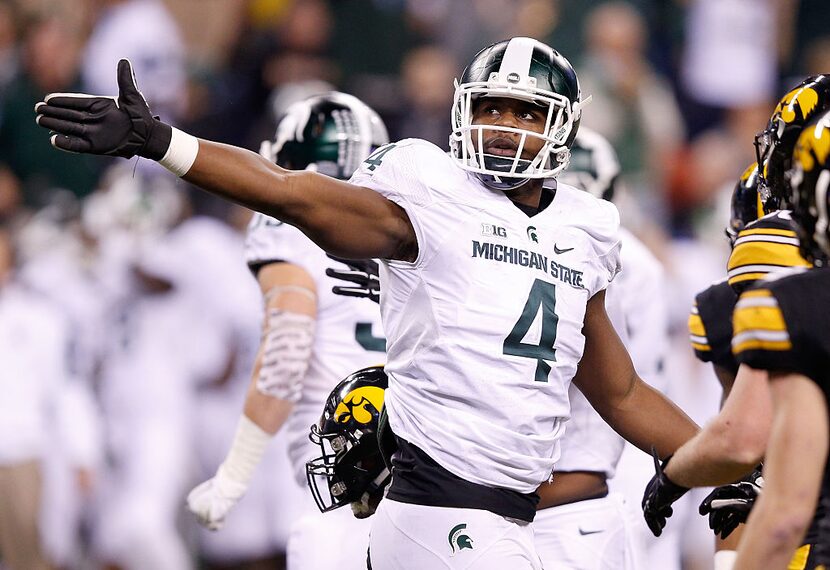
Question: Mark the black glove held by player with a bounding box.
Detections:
[35,59,171,160]
[642,449,690,537]
[699,464,764,540]
[325,255,380,304]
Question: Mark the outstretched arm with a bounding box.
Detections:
[663,364,771,488]
[573,291,700,537]
[573,290,699,457]
[35,59,416,261]
[183,143,416,260]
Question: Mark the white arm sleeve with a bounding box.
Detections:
[257,309,315,401]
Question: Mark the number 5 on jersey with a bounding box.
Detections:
[503,279,558,382]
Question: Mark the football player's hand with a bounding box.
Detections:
[34,59,171,160]
[642,449,690,537]
[186,469,248,531]
[699,465,764,539]
[325,255,380,303]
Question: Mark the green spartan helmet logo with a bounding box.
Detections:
[448,523,474,555]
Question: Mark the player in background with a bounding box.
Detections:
[727,107,830,570]
[185,92,388,570]
[687,163,812,569]
[642,74,830,570]
[34,38,699,568]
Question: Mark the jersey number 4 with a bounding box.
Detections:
[503,279,559,382]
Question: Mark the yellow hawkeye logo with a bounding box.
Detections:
[776,86,819,124]
[793,117,830,173]
[334,386,385,424]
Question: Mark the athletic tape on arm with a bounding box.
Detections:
[159,127,199,176]
[257,309,315,401]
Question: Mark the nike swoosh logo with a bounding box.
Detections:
[578,529,603,535]
[554,245,574,254]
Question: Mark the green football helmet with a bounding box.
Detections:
[260,92,389,180]
[557,126,620,202]
[450,37,589,190]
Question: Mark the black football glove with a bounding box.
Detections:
[642,449,690,537]
[34,59,171,160]
[699,465,764,539]
[325,255,380,304]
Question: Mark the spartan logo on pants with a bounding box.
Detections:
[448,523,474,555]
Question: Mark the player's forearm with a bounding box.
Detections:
[183,139,304,220]
[184,141,413,259]
[666,365,771,487]
[733,501,809,570]
[664,422,761,488]
[609,378,699,458]
[243,384,294,435]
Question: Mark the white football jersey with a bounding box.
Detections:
[556,228,667,477]
[350,139,622,493]
[244,213,386,484]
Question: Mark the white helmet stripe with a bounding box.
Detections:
[499,37,536,78]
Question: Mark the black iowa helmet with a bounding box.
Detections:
[755,75,830,212]
[306,365,391,518]
[450,36,588,190]
[260,92,389,180]
[787,109,830,265]
[726,163,764,246]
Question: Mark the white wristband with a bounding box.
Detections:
[714,550,737,570]
[217,415,271,486]
[159,127,199,177]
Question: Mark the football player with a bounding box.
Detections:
[728,107,830,570]
[327,127,669,569]
[184,92,388,569]
[642,75,830,570]
[34,37,699,568]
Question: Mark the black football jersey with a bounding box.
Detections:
[733,267,830,386]
[689,280,739,375]
[727,210,810,291]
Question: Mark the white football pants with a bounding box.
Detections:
[368,498,543,569]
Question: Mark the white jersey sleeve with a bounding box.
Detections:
[351,140,623,493]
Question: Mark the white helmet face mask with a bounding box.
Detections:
[450,37,588,190]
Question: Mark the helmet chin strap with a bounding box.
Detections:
[476,171,531,191]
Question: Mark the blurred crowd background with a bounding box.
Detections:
[0,0,828,569]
